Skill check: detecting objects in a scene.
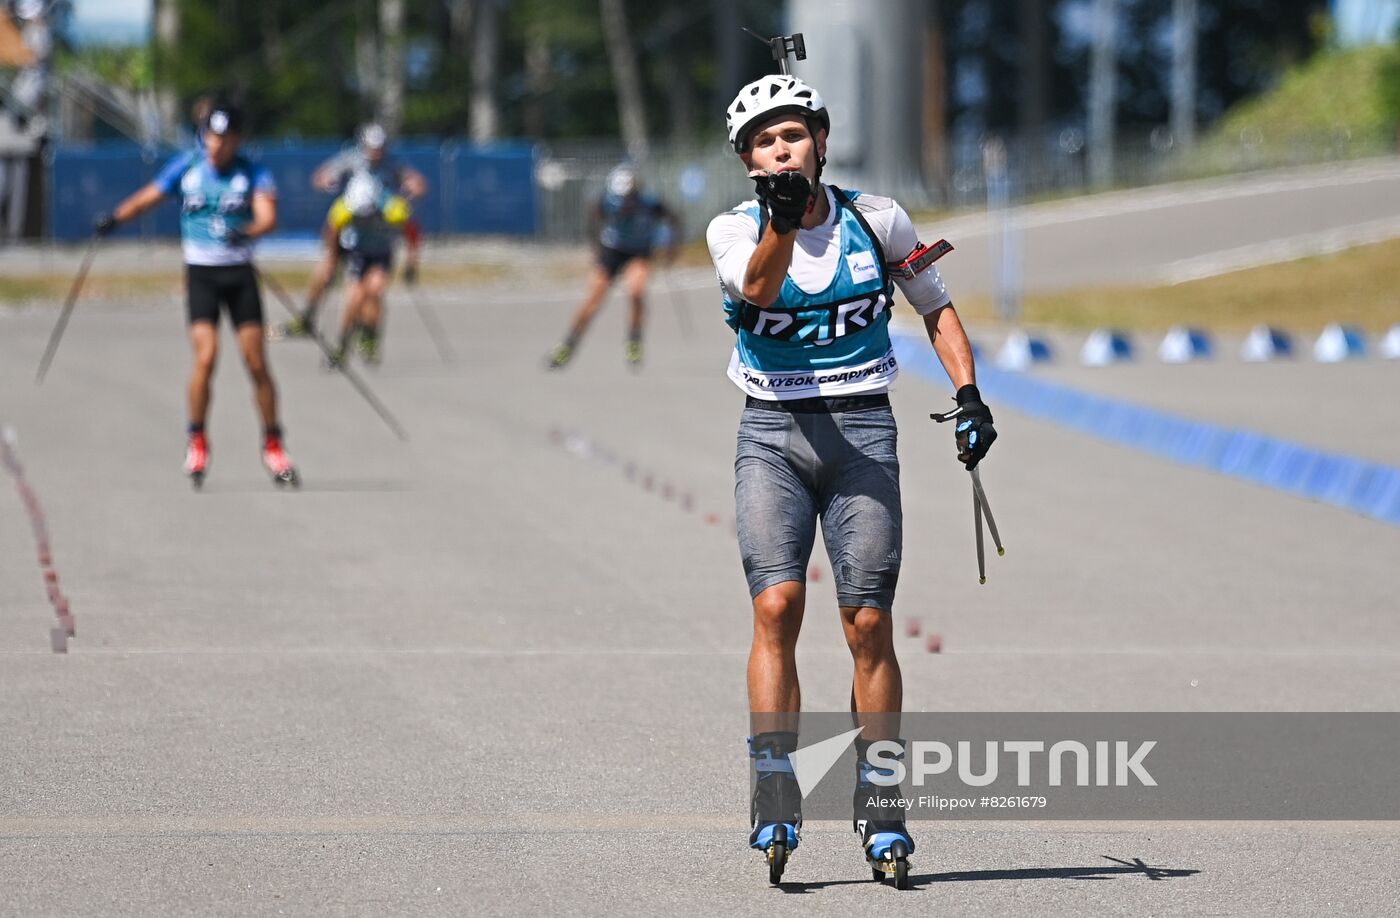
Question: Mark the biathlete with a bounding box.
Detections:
[545,164,680,369]
[284,123,427,338]
[707,73,997,884]
[324,174,411,367]
[95,100,299,488]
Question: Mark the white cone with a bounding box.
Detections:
[1158,326,1212,364]
[1380,324,1400,360]
[996,330,1052,370]
[1241,325,1292,362]
[1313,323,1365,363]
[1080,328,1132,367]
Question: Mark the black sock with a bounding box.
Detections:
[264,425,282,442]
[188,422,204,436]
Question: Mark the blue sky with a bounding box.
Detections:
[70,0,151,46]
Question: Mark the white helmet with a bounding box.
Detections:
[358,122,388,151]
[343,173,382,218]
[606,164,637,197]
[15,0,45,20]
[725,75,829,153]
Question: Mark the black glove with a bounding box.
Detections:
[752,171,812,235]
[225,228,251,247]
[936,384,997,471]
[93,213,118,237]
[402,263,418,286]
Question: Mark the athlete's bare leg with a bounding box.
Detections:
[841,605,902,740]
[566,263,615,342]
[623,257,650,340]
[358,265,390,331]
[187,320,219,426]
[236,322,278,428]
[747,580,805,714]
[303,224,340,317]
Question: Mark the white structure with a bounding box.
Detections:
[1158,326,1212,363]
[1379,323,1400,359]
[995,330,1053,370]
[1313,322,1367,362]
[1240,325,1294,362]
[1080,328,1133,367]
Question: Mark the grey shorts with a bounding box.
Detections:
[734,400,903,611]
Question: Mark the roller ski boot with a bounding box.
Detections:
[281,312,315,339]
[358,326,382,366]
[261,434,300,488]
[545,342,574,370]
[325,340,349,371]
[184,432,209,490]
[748,731,802,885]
[854,738,915,889]
[624,338,643,369]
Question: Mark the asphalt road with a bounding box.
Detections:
[3,167,1400,915]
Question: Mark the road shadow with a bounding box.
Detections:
[775,855,1200,894]
[196,478,411,494]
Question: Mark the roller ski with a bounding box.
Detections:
[854,738,914,889]
[276,312,317,340]
[261,435,300,488]
[748,731,802,885]
[184,432,209,490]
[324,340,349,371]
[357,326,382,366]
[545,341,574,370]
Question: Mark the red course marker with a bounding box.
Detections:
[904,617,922,638]
[925,633,943,654]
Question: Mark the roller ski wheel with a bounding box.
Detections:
[863,829,913,890]
[753,822,795,886]
[261,439,300,489]
[271,468,301,488]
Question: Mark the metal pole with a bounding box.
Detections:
[1087,0,1118,189]
[1170,0,1198,151]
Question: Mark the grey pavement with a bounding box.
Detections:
[3,186,1400,915]
[922,157,1400,295]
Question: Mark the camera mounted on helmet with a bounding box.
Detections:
[726,31,828,156]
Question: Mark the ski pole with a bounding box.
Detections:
[973,481,986,585]
[35,236,102,384]
[408,284,455,364]
[255,266,410,442]
[932,403,1006,583]
[970,466,1004,557]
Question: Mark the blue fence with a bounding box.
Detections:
[48,140,539,241]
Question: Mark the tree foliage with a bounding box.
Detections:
[138,0,1336,141]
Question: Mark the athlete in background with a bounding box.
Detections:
[324,174,411,367]
[94,100,298,487]
[545,164,680,369]
[283,123,427,337]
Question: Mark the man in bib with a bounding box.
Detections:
[707,74,997,871]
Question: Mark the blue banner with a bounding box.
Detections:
[48,140,538,242]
